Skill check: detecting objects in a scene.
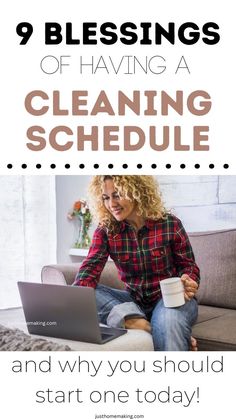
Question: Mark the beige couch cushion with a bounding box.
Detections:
[189,229,236,309]
[193,311,236,351]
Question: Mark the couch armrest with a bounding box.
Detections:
[41,263,81,286]
[41,261,125,289]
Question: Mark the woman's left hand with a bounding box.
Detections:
[181,274,198,301]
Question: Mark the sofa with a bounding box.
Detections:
[41,228,236,351]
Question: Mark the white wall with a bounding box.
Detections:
[0,176,57,308]
[159,176,236,232]
[56,176,236,263]
[56,175,92,264]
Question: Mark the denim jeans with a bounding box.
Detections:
[95,284,198,351]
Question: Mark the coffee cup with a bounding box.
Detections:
[160,277,185,308]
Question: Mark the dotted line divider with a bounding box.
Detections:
[4,163,230,170]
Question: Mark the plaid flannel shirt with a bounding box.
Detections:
[74,214,200,307]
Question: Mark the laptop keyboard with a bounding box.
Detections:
[100,326,116,335]
[99,325,127,343]
[101,333,114,339]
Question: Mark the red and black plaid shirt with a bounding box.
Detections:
[74,214,200,307]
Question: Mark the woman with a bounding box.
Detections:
[73,175,200,351]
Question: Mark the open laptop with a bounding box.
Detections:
[17,282,127,344]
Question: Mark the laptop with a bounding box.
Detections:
[17,281,127,344]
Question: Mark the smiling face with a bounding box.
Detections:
[102,179,137,223]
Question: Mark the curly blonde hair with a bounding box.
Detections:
[88,176,166,232]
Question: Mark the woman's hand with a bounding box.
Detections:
[181,274,198,301]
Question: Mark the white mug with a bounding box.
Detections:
[160,277,185,308]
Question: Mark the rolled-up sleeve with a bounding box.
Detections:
[73,227,109,288]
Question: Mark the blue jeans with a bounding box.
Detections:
[95,284,198,351]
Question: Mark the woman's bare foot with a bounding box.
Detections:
[190,336,198,351]
[124,319,198,350]
[125,318,151,333]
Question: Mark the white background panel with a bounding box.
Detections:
[0,0,235,174]
[0,351,235,419]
